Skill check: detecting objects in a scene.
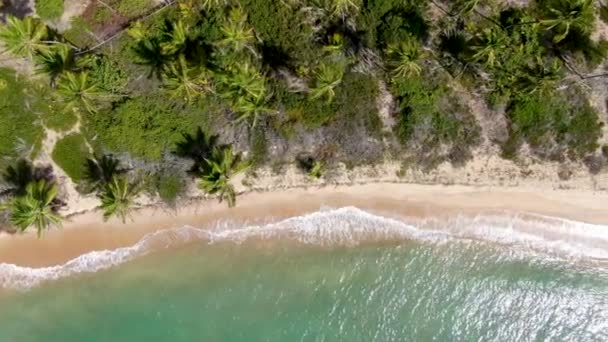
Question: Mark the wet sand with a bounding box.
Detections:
[1,183,608,267]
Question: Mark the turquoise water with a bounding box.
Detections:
[1,208,607,341]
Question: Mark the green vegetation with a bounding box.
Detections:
[198,146,248,207]
[52,133,90,183]
[1,0,608,233]
[0,69,45,169]
[1,179,62,237]
[98,175,140,222]
[35,0,64,20]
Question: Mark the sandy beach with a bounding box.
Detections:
[1,182,608,268]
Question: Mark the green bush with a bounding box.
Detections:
[505,92,601,160]
[84,96,209,161]
[0,69,45,169]
[52,133,90,183]
[156,172,184,204]
[63,17,96,48]
[392,75,480,167]
[114,0,154,17]
[44,109,78,132]
[36,0,64,20]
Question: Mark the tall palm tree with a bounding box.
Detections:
[232,96,277,128]
[198,146,248,207]
[327,0,361,19]
[163,55,212,102]
[540,0,594,43]
[160,20,188,56]
[218,7,255,53]
[56,71,104,113]
[34,42,87,85]
[218,62,267,101]
[309,62,344,103]
[3,180,62,237]
[98,175,139,223]
[386,39,425,79]
[0,16,50,60]
[471,27,507,68]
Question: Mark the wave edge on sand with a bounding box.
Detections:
[1,207,607,290]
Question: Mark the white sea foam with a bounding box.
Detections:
[1,207,607,290]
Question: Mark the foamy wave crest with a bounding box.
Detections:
[2,207,608,290]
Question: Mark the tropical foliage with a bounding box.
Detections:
[98,176,140,223]
[2,180,62,237]
[198,146,248,207]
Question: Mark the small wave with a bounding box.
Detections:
[1,207,607,290]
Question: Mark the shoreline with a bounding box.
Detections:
[1,182,608,268]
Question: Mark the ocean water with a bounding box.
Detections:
[0,207,607,341]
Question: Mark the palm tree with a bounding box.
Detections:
[452,0,480,16]
[201,0,227,9]
[0,16,50,60]
[540,0,594,43]
[3,180,62,237]
[83,154,123,193]
[163,55,212,102]
[232,96,277,128]
[198,146,248,207]
[309,62,344,103]
[514,61,562,97]
[218,62,267,101]
[160,20,188,56]
[98,175,139,223]
[219,7,255,53]
[386,39,425,79]
[34,42,86,85]
[327,0,361,19]
[471,28,506,68]
[56,71,104,113]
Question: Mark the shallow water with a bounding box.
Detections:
[0,208,607,341]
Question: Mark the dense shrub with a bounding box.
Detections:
[85,96,208,161]
[36,0,64,20]
[52,133,90,183]
[155,172,185,204]
[0,69,45,169]
[392,74,480,167]
[504,92,601,160]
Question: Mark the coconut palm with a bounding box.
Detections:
[160,20,188,56]
[309,62,344,103]
[98,175,139,223]
[201,0,227,9]
[326,0,361,19]
[386,39,425,79]
[56,71,104,113]
[218,8,255,53]
[83,154,123,193]
[471,27,507,68]
[198,146,248,207]
[33,42,90,85]
[232,96,277,128]
[163,55,212,102]
[218,62,267,101]
[452,0,480,16]
[540,0,594,43]
[514,61,562,96]
[0,16,50,60]
[3,180,62,237]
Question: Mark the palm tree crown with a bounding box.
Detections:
[0,16,50,60]
[56,71,104,113]
[98,176,139,223]
[3,180,62,237]
[198,146,248,207]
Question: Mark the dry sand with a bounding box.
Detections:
[1,183,608,268]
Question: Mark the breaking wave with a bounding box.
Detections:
[1,207,607,290]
